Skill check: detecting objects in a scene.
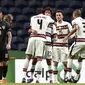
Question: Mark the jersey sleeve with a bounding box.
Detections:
[72,20,79,30]
[47,16,54,24]
[72,20,77,27]
[52,25,57,35]
[67,22,72,32]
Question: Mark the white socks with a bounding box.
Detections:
[31,65,35,79]
[66,58,73,79]
[36,61,42,81]
[48,65,52,81]
[23,59,29,78]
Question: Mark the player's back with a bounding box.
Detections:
[72,17,85,38]
[72,17,85,45]
[30,14,54,35]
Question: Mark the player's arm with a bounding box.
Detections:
[63,24,78,42]
[6,31,12,50]
[28,27,32,32]
[28,17,37,34]
[51,25,58,41]
[28,27,37,34]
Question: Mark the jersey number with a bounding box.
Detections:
[82,22,85,33]
[37,19,43,29]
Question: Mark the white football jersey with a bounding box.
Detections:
[46,24,57,42]
[72,17,85,44]
[53,21,72,47]
[30,14,54,36]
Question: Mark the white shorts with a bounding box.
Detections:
[52,46,68,62]
[25,38,45,58]
[70,44,85,58]
[44,45,52,59]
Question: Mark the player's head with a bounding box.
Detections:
[36,8,43,14]
[73,9,81,19]
[43,7,53,17]
[56,10,64,22]
[3,14,13,24]
[0,11,3,20]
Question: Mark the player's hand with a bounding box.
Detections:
[63,37,68,43]
[52,38,57,42]
[6,44,11,50]
[32,30,37,35]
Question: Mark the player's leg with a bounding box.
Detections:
[35,40,45,83]
[46,45,53,83]
[36,57,42,83]
[22,39,34,83]
[72,47,84,83]
[66,45,81,82]
[63,61,67,82]
[53,61,58,83]
[72,56,83,83]
[60,47,68,82]
[22,54,31,83]
[0,62,3,83]
[2,49,9,83]
[65,55,73,82]
[0,49,4,83]
[52,47,59,83]
[2,61,8,83]
[27,58,37,83]
[46,59,53,83]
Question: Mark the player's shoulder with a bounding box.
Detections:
[72,17,82,23]
[2,20,9,26]
[30,15,36,19]
[63,21,71,25]
[72,19,77,24]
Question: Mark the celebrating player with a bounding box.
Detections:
[52,10,72,83]
[64,9,85,83]
[22,8,54,83]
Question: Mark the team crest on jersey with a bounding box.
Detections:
[5,53,8,58]
[2,26,5,29]
[0,26,5,30]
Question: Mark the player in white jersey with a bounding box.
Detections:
[52,10,72,83]
[43,7,57,83]
[27,7,57,83]
[63,9,85,83]
[22,8,54,83]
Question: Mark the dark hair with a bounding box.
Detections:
[36,8,43,14]
[56,10,64,15]
[3,14,13,24]
[43,7,53,15]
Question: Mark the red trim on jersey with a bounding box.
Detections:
[53,43,68,47]
[57,34,68,39]
[76,38,85,42]
[45,42,52,46]
[30,34,46,39]
[56,25,68,30]
[72,23,78,29]
[46,32,51,37]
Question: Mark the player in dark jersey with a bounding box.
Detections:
[0,12,12,83]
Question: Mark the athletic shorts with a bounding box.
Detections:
[25,38,45,58]
[44,45,52,59]
[52,46,68,62]
[69,43,85,58]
